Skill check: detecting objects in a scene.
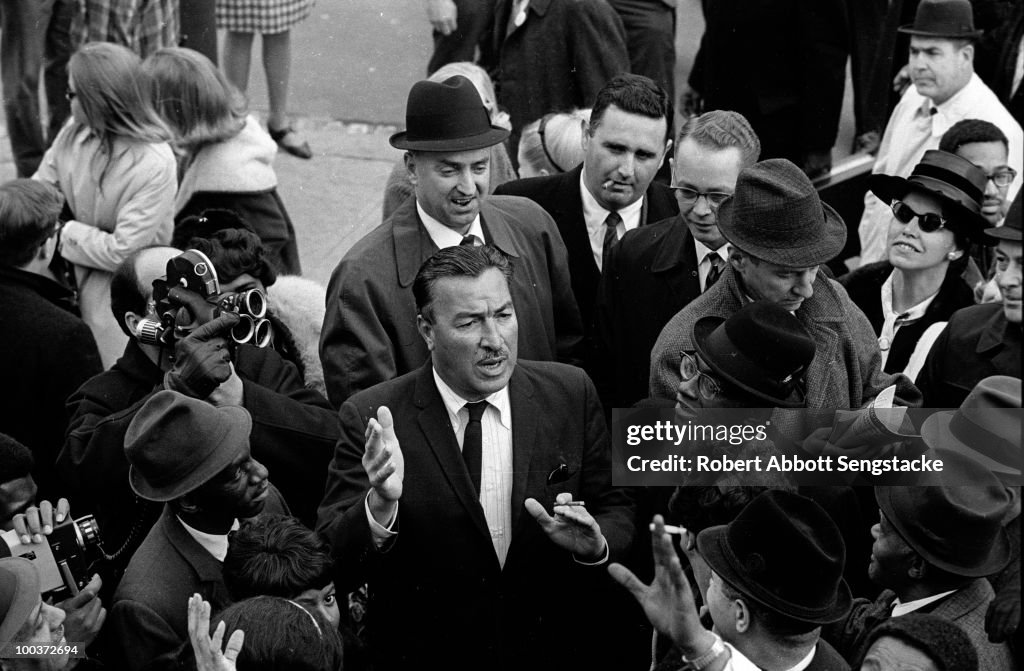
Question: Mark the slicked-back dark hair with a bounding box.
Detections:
[939,118,1009,154]
[589,73,672,142]
[223,515,334,600]
[413,244,513,320]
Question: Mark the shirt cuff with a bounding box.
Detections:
[365,492,398,549]
[573,537,609,566]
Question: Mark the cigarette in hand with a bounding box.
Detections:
[649,523,686,535]
[554,500,585,507]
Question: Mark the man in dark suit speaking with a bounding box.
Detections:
[317,244,635,671]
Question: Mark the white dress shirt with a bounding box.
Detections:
[694,238,730,292]
[878,271,938,371]
[580,171,644,271]
[891,590,957,617]
[177,516,240,562]
[858,74,1023,264]
[417,201,486,249]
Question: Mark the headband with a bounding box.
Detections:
[286,600,323,638]
[537,114,567,173]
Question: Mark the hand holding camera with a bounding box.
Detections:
[10,498,70,545]
[165,313,241,399]
[57,573,106,651]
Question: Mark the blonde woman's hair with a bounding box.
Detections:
[142,47,247,153]
[518,108,591,177]
[65,42,174,184]
[429,62,500,122]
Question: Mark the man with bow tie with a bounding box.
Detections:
[316,244,635,671]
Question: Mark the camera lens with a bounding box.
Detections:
[231,314,256,344]
[75,516,101,549]
[253,318,273,348]
[242,290,267,319]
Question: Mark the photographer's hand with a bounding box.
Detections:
[11,499,70,545]
[207,363,244,407]
[57,574,106,649]
[165,313,239,399]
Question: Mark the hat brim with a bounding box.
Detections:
[692,317,805,408]
[390,126,510,152]
[0,557,40,642]
[697,526,853,624]
[869,174,988,239]
[876,487,1012,577]
[984,225,1022,243]
[718,199,847,268]
[921,411,1021,477]
[129,405,253,502]
[897,24,983,39]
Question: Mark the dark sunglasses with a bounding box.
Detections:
[890,200,947,233]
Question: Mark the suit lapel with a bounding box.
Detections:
[412,365,492,541]
[508,367,538,533]
[394,200,438,288]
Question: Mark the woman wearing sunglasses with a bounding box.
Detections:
[32,42,176,368]
[840,150,989,381]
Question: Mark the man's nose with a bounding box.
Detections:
[249,459,269,483]
[984,177,1000,196]
[480,318,503,347]
[456,169,474,193]
[793,273,814,298]
[617,154,636,179]
[691,193,713,217]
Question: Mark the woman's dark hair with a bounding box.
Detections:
[213,597,343,671]
[173,210,277,288]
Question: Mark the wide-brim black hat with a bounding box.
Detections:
[692,301,815,408]
[697,490,853,624]
[986,191,1022,243]
[897,0,983,39]
[869,150,989,241]
[390,75,510,152]
[717,159,847,267]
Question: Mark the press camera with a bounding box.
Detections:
[0,516,103,601]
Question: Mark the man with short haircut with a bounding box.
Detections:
[857,0,1023,265]
[0,179,101,503]
[59,246,338,578]
[496,73,678,349]
[940,118,1015,227]
[650,160,916,430]
[611,490,853,671]
[317,245,634,671]
[824,451,1016,670]
[111,390,279,670]
[916,193,1022,407]
[320,75,582,407]
[595,110,760,408]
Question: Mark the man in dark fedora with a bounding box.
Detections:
[857,0,1022,265]
[611,490,853,670]
[824,450,1016,669]
[320,74,583,407]
[917,191,1022,407]
[109,390,286,670]
[650,159,917,417]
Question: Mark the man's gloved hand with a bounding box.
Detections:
[164,313,240,399]
[985,587,1020,643]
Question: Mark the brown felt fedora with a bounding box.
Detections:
[898,0,983,40]
[390,75,510,152]
[697,490,852,624]
[717,159,847,267]
[869,150,988,241]
[875,450,1012,577]
[125,390,252,502]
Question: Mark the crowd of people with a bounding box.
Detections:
[2,0,1023,670]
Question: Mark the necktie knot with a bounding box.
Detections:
[461,234,480,247]
[704,252,724,290]
[465,400,488,422]
[602,211,622,271]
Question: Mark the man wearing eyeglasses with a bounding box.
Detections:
[856,0,1022,266]
[940,119,1016,227]
[650,159,919,424]
[592,110,760,409]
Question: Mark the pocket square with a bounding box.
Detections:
[547,463,570,485]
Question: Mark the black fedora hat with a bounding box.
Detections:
[692,301,815,407]
[875,450,1012,577]
[390,75,510,152]
[898,0,983,40]
[986,191,1022,243]
[921,376,1021,484]
[697,490,853,624]
[870,150,988,241]
[717,159,847,267]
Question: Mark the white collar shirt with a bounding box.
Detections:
[891,590,958,617]
[693,238,730,292]
[580,169,644,272]
[878,270,939,369]
[417,201,486,248]
[176,516,240,562]
[433,368,514,567]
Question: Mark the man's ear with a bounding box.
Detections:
[417,313,434,351]
[734,597,752,633]
[660,139,673,170]
[404,152,418,186]
[908,553,927,580]
[124,311,143,337]
[175,495,200,516]
[580,119,591,153]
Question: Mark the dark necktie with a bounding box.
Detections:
[462,401,488,495]
[705,253,724,290]
[461,234,479,246]
[602,211,622,271]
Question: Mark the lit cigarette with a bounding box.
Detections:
[554,500,585,507]
[649,523,686,536]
